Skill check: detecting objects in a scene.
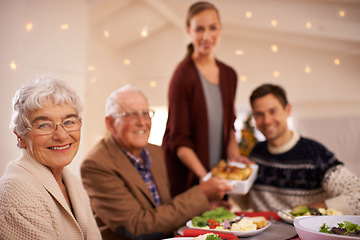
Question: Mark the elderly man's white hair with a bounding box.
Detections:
[105,84,148,117]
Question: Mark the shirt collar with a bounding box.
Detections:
[121,147,152,170]
[267,131,300,154]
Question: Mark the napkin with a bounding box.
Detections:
[235,211,281,221]
[181,229,239,240]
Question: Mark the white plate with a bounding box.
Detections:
[294,215,360,240]
[277,209,295,224]
[186,219,271,237]
[203,162,259,195]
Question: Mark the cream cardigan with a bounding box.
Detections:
[0,150,102,240]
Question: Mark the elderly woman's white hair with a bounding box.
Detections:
[105,84,148,117]
[10,75,83,137]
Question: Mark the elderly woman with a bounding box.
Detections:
[0,76,101,239]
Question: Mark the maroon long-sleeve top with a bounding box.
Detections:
[162,56,238,196]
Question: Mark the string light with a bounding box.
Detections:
[60,24,69,30]
[304,65,311,74]
[273,71,280,78]
[245,11,253,19]
[26,22,33,32]
[150,81,157,87]
[235,49,244,55]
[141,25,148,38]
[240,75,247,82]
[10,61,17,70]
[334,58,340,65]
[88,66,95,71]
[271,44,278,53]
[124,59,131,65]
[271,20,278,27]
[305,22,312,29]
[338,10,345,17]
[104,30,109,38]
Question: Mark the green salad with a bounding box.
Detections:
[320,221,360,237]
[192,207,236,228]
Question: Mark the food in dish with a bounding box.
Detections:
[278,206,342,224]
[186,219,271,237]
[290,205,342,217]
[320,221,360,237]
[191,208,267,232]
[211,160,252,180]
[191,207,236,229]
[294,215,360,240]
[193,233,221,240]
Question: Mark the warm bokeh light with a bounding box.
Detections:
[271,20,278,27]
[124,59,131,65]
[104,30,109,38]
[88,66,95,71]
[235,49,244,55]
[26,22,33,31]
[150,81,157,87]
[245,11,253,19]
[271,44,278,53]
[305,66,311,74]
[306,22,312,29]
[141,26,148,38]
[273,71,280,78]
[338,10,345,17]
[240,75,247,82]
[334,58,340,65]
[10,61,17,70]
[60,24,69,30]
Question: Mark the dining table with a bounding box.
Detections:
[175,211,300,240]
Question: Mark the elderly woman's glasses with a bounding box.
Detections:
[28,117,82,135]
[113,109,155,122]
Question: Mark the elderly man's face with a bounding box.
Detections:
[108,92,151,156]
[20,100,81,173]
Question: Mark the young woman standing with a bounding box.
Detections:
[162,1,248,197]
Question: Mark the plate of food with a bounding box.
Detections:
[294,215,360,240]
[203,160,258,195]
[163,233,227,240]
[187,207,271,237]
[277,205,343,224]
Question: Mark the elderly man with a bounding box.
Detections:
[81,85,233,240]
[247,83,360,215]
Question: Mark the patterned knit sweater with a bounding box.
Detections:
[249,132,360,215]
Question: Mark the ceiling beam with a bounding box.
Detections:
[141,0,183,29]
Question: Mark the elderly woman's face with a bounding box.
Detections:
[20,100,81,172]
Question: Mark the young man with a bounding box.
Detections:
[81,85,233,240]
[248,83,360,215]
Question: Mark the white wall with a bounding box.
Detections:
[0,0,89,177]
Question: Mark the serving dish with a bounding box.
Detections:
[294,215,360,240]
[202,162,259,195]
[186,218,271,237]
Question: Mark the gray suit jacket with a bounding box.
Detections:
[81,135,209,240]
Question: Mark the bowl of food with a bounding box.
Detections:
[294,215,360,240]
[203,160,258,195]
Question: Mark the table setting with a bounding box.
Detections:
[166,161,360,240]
